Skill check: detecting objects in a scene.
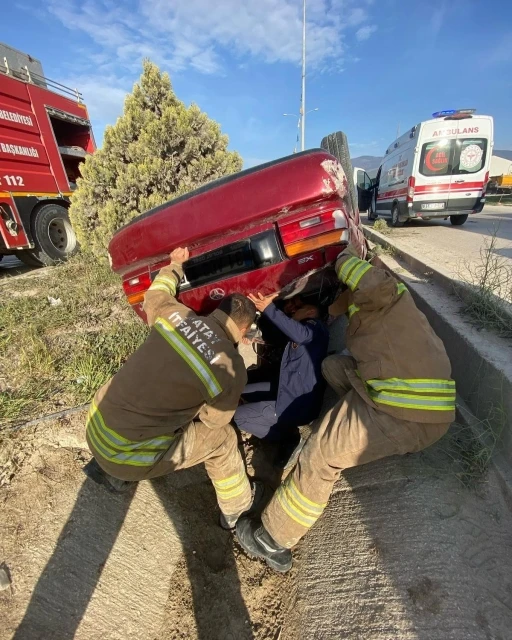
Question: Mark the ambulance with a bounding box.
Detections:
[369,110,494,226]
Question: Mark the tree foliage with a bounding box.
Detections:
[70,60,243,256]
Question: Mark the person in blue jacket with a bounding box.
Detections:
[233,291,329,466]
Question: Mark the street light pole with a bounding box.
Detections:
[301,0,306,151]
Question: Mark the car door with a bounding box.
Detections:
[356,169,373,212]
[449,131,489,211]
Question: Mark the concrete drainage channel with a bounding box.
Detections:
[363,225,512,471]
[3,246,512,639]
[281,229,512,639]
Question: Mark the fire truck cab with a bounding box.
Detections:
[0,43,95,266]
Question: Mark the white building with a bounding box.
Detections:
[491,154,512,177]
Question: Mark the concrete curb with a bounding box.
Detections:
[363,225,512,323]
[369,248,512,467]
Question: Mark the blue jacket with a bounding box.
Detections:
[262,304,329,427]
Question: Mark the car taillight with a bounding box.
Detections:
[278,209,347,257]
[482,171,489,194]
[407,176,415,203]
[122,272,152,306]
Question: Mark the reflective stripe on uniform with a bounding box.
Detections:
[337,256,360,282]
[337,257,372,292]
[148,274,177,296]
[367,378,455,394]
[154,317,222,398]
[367,386,456,411]
[212,472,250,500]
[348,303,360,319]
[86,402,176,466]
[275,476,327,529]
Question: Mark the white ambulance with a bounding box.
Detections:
[369,110,494,226]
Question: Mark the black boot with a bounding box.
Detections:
[236,517,292,573]
[82,458,136,494]
[219,479,266,530]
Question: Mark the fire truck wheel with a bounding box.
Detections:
[18,204,78,267]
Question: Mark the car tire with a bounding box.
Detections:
[450,214,468,226]
[391,203,404,227]
[320,131,358,216]
[18,203,78,267]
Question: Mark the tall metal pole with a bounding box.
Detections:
[301,0,306,151]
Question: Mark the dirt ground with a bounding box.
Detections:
[2,295,512,638]
[1,410,294,640]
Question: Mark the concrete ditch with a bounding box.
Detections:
[364,225,512,467]
[3,249,512,639]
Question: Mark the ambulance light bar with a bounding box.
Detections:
[432,109,476,118]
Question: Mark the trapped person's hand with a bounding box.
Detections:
[248,292,279,313]
[170,247,189,265]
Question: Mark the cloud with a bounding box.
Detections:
[481,35,512,67]
[430,4,447,37]
[59,75,129,127]
[355,25,377,41]
[45,0,377,76]
[42,0,377,132]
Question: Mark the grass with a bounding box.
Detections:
[420,403,506,489]
[367,243,396,262]
[372,219,393,235]
[455,226,512,338]
[0,254,148,426]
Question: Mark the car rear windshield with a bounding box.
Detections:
[419,138,487,177]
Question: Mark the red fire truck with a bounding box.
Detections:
[0,43,95,266]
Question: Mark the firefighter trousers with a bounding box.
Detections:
[91,421,252,519]
[262,355,450,548]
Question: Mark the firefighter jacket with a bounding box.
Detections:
[335,254,456,424]
[86,262,247,469]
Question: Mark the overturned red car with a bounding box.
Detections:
[108,147,367,319]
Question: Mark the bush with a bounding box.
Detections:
[69,60,243,257]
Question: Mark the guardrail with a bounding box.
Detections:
[0,58,83,102]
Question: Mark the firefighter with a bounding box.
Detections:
[236,245,456,572]
[84,247,260,530]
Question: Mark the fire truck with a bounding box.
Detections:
[0,43,95,266]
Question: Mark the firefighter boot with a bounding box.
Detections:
[236,517,292,573]
[220,480,265,530]
[82,458,136,494]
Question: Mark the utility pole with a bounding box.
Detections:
[301,0,306,151]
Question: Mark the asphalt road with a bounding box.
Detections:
[361,204,512,278]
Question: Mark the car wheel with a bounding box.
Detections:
[320,131,358,216]
[391,203,404,227]
[450,214,468,226]
[18,203,78,267]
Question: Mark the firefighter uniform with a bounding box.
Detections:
[86,262,252,519]
[261,252,455,548]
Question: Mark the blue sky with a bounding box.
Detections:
[3,0,512,167]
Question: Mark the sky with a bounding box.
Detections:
[2,0,512,167]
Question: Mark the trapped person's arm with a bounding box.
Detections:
[261,304,316,345]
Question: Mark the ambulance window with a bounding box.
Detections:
[420,141,454,176]
[452,139,487,175]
